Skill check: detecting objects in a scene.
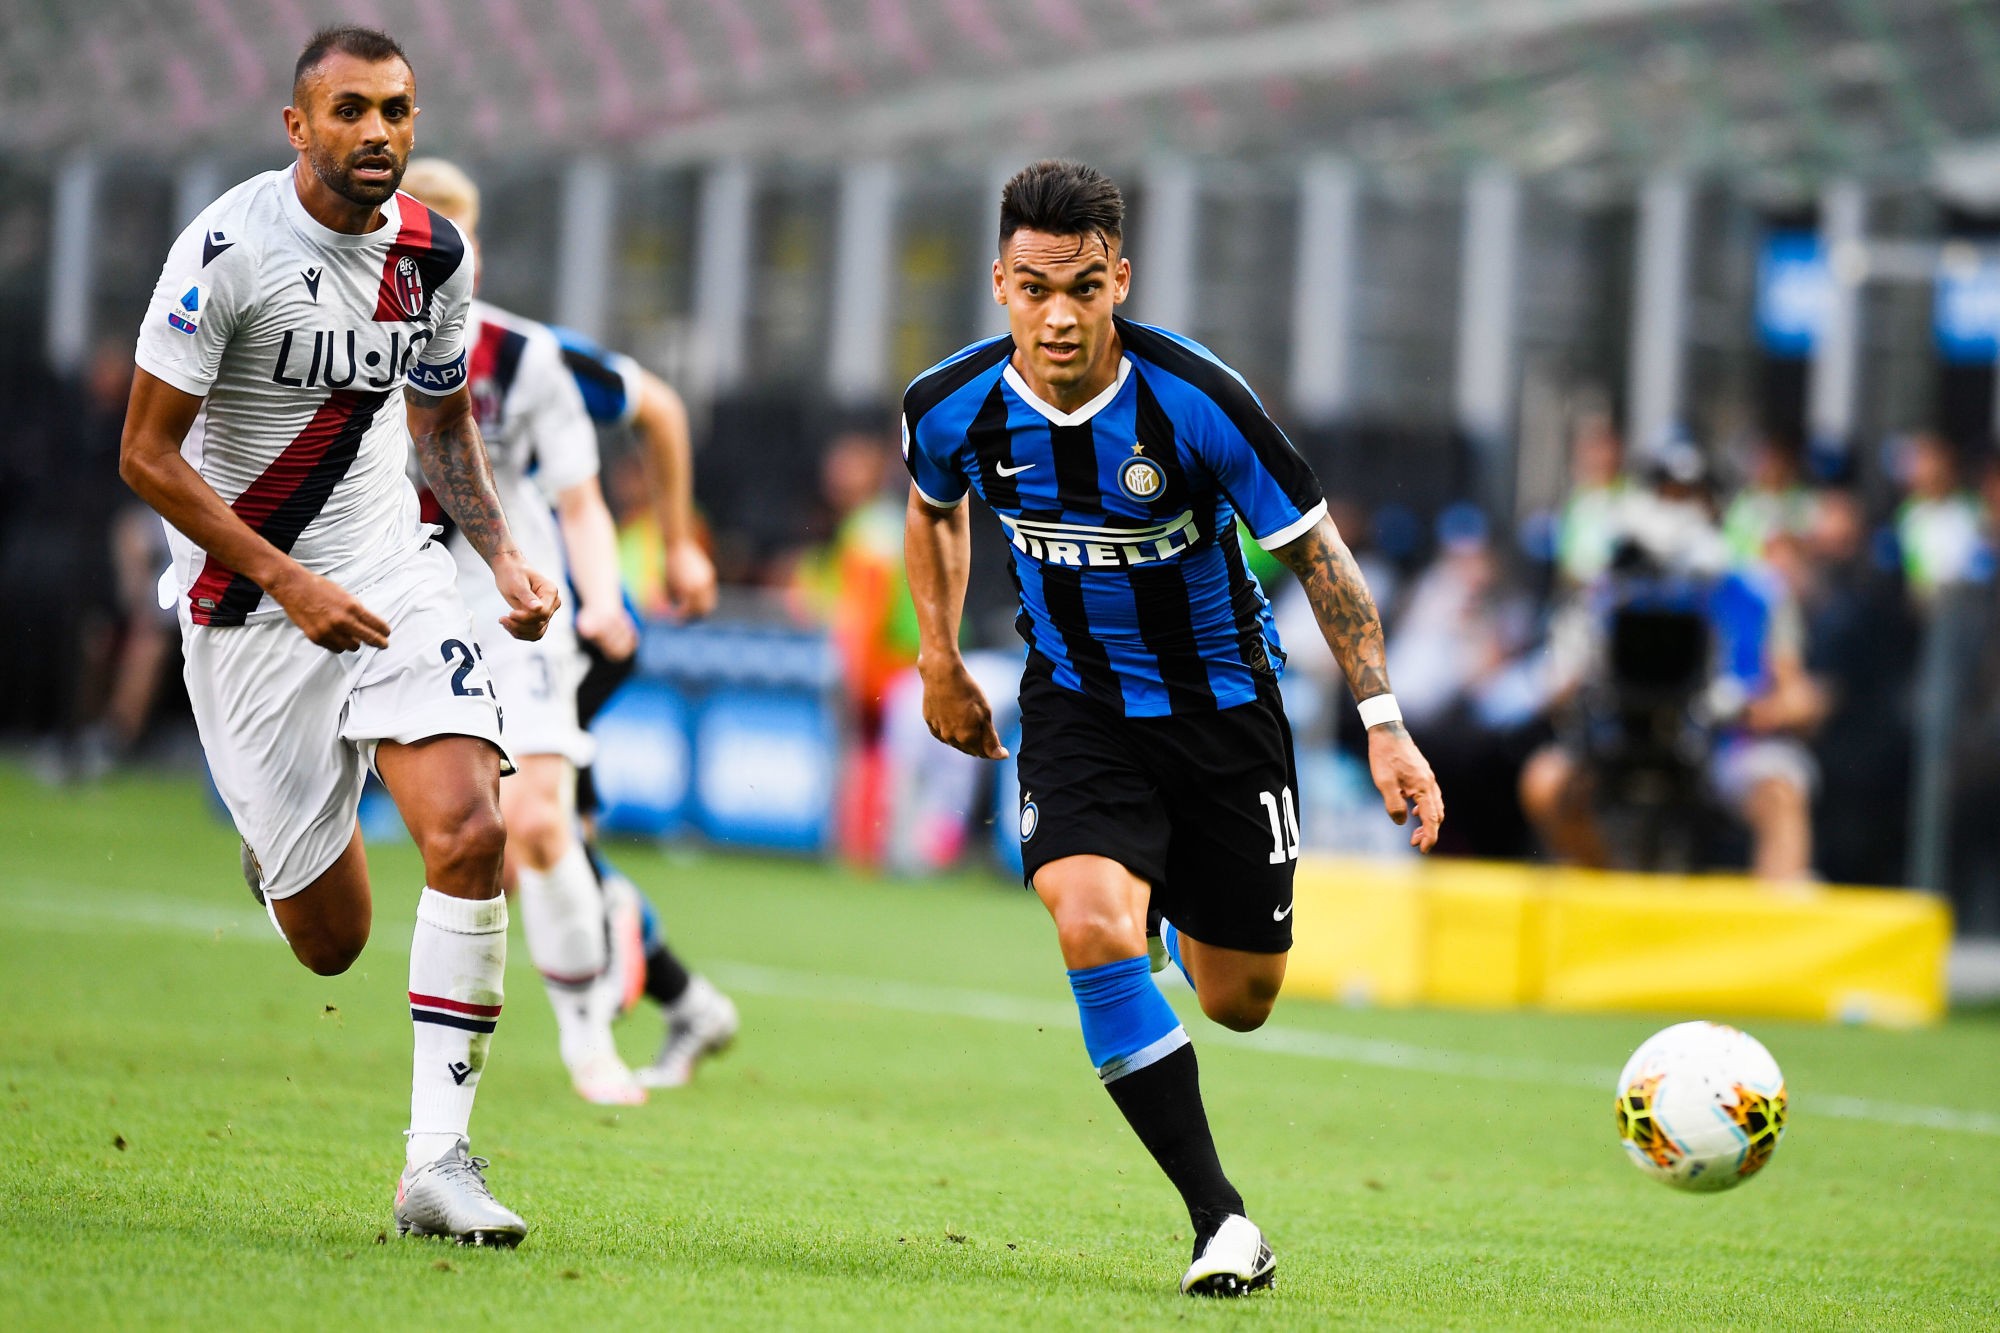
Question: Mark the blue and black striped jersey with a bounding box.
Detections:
[903,317,1327,717]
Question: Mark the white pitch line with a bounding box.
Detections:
[7,878,1997,1138]
[703,963,2000,1139]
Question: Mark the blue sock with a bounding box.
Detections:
[1067,955,1189,1083]
[1161,920,1196,994]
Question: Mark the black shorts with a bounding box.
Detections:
[1014,659,1300,954]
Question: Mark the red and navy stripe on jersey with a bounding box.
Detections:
[187,389,391,625]
[371,197,466,325]
[188,199,467,627]
[903,317,1327,718]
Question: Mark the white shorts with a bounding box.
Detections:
[454,567,593,769]
[1710,735,1819,807]
[183,540,508,900]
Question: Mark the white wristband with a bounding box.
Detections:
[1357,694,1402,730]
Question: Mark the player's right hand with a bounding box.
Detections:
[919,656,1008,760]
[1367,723,1444,853]
[494,556,561,642]
[270,566,390,653]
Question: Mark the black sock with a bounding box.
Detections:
[1102,1043,1244,1248]
[644,943,692,1008]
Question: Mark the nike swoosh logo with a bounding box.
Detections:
[1272,903,1294,922]
[994,461,1037,477]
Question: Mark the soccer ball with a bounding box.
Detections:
[1613,1021,1787,1192]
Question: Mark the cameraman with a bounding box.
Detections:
[1519,444,1826,880]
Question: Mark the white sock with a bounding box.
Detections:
[517,842,615,1067]
[407,887,507,1172]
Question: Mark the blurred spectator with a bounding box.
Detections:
[1383,503,1541,856]
[789,427,920,868]
[2,341,135,773]
[1723,433,1815,569]
[1386,503,1534,730]
[1620,439,1732,579]
[793,428,919,734]
[1894,431,1985,601]
[69,505,178,777]
[1784,487,1918,885]
[604,446,708,619]
[1520,446,1826,879]
[1554,411,1637,588]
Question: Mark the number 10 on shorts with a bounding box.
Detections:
[1259,788,1300,864]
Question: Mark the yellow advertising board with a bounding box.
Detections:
[1289,857,1950,1026]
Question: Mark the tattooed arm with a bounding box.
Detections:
[1271,514,1444,852]
[406,384,560,642]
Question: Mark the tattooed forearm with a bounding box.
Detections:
[409,391,517,566]
[1272,515,1398,722]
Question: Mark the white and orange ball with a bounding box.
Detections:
[1614,1021,1788,1192]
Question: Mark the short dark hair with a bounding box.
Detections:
[999,160,1124,253]
[293,26,410,102]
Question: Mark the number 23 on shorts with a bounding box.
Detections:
[440,639,488,697]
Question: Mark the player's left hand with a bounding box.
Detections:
[576,599,640,662]
[494,555,561,642]
[661,538,718,620]
[1367,723,1444,853]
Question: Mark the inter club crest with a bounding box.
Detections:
[393,255,425,318]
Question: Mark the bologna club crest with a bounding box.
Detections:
[393,255,425,318]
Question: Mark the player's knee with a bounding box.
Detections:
[1050,899,1141,969]
[418,802,508,892]
[1200,981,1279,1033]
[503,795,569,869]
[292,925,366,977]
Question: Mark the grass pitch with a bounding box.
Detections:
[1,766,1997,1330]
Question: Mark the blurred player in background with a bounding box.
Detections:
[548,325,738,1090]
[120,28,556,1245]
[903,161,1442,1296]
[402,160,735,1098]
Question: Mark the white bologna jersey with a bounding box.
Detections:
[135,168,473,627]
[417,299,597,594]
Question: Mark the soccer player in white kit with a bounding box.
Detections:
[118,27,557,1246]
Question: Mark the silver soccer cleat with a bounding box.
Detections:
[636,975,739,1089]
[394,1143,528,1248]
[1181,1214,1276,1297]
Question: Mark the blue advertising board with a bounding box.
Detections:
[1755,230,1830,357]
[1935,255,2000,364]
[589,618,843,853]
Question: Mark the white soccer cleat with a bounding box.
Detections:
[566,1047,648,1106]
[636,975,739,1089]
[1180,1215,1276,1297]
[394,1143,528,1248]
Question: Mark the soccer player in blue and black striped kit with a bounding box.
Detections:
[903,161,1445,1296]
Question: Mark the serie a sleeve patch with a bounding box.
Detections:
[166,284,203,336]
